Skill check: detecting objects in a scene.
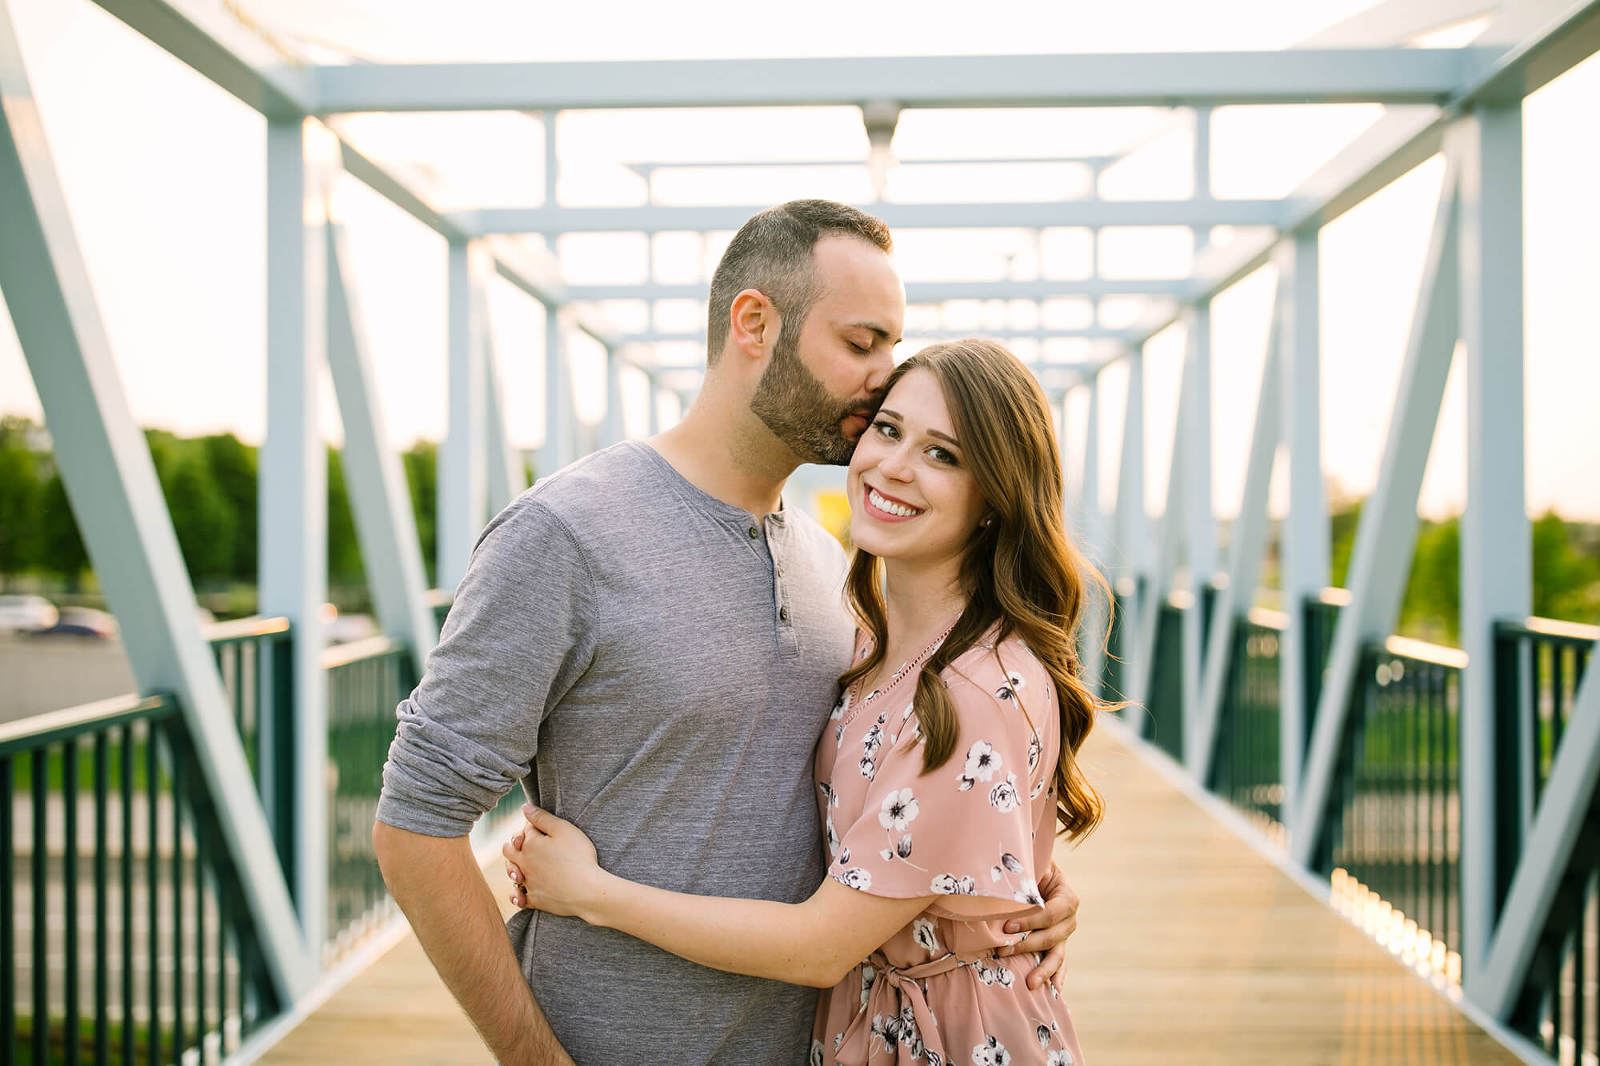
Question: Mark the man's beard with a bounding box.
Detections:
[750,326,869,466]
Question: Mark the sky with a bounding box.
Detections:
[1,0,1598,523]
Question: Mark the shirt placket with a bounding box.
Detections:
[765,516,801,659]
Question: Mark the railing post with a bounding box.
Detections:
[264,115,333,954]
[1115,348,1148,719]
[604,345,626,448]
[542,303,574,476]
[439,239,488,592]
[1454,103,1532,991]
[1181,300,1216,770]
[1276,232,1329,831]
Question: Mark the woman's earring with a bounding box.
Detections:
[981,516,994,528]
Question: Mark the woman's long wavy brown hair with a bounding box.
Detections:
[838,339,1108,841]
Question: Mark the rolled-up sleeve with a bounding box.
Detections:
[376,496,597,837]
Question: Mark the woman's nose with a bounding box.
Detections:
[878,447,914,481]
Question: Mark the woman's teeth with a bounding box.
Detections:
[869,488,922,518]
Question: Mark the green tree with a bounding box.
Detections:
[167,450,236,581]
[327,448,365,587]
[1532,510,1600,623]
[0,417,42,575]
[401,440,438,586]
[1400,517,1460,643]
[37,466,89,588]
[203,432,258,581]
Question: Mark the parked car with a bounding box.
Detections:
[31,606,120,638]
[0,594,59,633]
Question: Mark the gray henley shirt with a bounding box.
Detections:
[376,440,854,1065]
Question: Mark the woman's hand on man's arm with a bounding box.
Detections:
[503,804,934,989]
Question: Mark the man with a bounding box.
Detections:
[373,200,1079,1065]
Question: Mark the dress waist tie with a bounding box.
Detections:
[834,950,966,1065]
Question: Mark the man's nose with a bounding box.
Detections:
[864,349,895,396]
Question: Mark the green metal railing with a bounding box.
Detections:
[1320,635,1465,984]
[1147,592,1188,762]
[1303,588,1349,756]
[206,616,296,903]
[1210,607,1287,827]
[0,695,279,1065]
[1494,617,1597,1062]
[323,637,417,956]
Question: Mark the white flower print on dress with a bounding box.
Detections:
[959,739,1003,790]
[859,962,875,1008]
[863,723,884,756]
[974,959,1015,987]
[1035,1024,1052,1049]
[971,1035,1011,1065]
[930,873,977,895]
[860,754,877,779]
[965,740,1002,781]
[989,772,1021,813]
[1013,877,1043,906]
[825,811,840,857]
[912,916,941,954]
[838,866,872,890]
[1027,731,1041,773]
[809,1038,824,1066]
[879,788,919,831]
[1047,1051,1075,1066]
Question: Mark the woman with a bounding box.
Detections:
[504,339,1107,1065]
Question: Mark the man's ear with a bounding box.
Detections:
[728,288,780,363]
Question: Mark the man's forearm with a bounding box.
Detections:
[373,821,573,1066]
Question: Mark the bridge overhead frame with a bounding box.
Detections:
[2,0,1597,1060]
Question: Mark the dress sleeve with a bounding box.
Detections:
[828,640,1055,921]
[375,495,598,837]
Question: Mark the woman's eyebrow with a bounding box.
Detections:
[878,408,960,448]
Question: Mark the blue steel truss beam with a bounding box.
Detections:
[307,49,1497,114]
[567,280,1187,301]
[452,199,1287,236]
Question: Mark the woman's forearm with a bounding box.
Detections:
[580,872,928,989]
[582,872,842,987]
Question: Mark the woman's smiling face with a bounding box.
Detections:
[846,367,987,568]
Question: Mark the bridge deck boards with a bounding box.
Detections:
[257,719,1526,1066]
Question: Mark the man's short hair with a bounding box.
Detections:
[705,200,892,365]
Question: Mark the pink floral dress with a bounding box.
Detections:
[811,630,1086,1066]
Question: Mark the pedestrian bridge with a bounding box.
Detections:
[1,1,1597,1064]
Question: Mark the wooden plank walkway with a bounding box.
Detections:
[255,718,1528,1066]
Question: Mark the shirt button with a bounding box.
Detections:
[779,606,790,621]
[748,527,759,539]
[775,565,783,578]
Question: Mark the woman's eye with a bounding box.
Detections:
[929,446,957,465]
[872,420,899,438]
